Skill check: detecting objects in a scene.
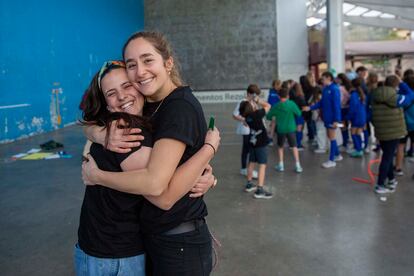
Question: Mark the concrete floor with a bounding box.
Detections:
[1,103,414,276]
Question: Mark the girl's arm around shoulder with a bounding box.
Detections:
[82,138,187,196]
[84,123,143,153]
[258,99,271,113]
[144,128,220,210]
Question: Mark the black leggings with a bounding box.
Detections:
[144,223,212,276]
[241,135,250,169]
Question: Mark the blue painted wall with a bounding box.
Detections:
[0,1,144,143]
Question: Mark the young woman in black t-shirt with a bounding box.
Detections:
[78,60,219,275]
[82,32,218,275]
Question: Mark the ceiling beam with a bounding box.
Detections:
[346,0,414,8]
[347,3,414,21]
[343,15,414,30]
[312,13,414,30]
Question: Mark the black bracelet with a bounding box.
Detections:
[204,143,216,155]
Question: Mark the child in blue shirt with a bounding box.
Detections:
[267,80,281,107]
[304,71,342,168]
[267,80,281,144]
[347,78,367,157]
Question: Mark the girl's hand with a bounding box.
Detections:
[302,106,310,112]
[107,121,144,153]
[190,164,215,198]
[204,127,221,154]
[82,154,100,186]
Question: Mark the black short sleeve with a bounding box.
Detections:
[113,127,153,164]
[257,108,266,118]
[153,99,200,147]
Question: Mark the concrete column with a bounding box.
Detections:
[327,0,345,73]
[276,0,308,80]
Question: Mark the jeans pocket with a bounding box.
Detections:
[74,244,87,276]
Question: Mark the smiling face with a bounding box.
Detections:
[100,68,144,116]
[124,37,175,102]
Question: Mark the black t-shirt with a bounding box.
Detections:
[141,86,208,234]
[292,95,307,109]
[246,109,269,147]
[77,127,153,258]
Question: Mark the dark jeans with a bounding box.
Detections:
[241,134,251,169]
[144,223,212,276]
[377,139,399,187]
[305,117,316,140]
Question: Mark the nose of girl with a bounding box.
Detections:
[117,90,127,101]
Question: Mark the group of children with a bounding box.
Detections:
[234,66,414,198]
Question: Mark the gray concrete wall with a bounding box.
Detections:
[145,0,278,90]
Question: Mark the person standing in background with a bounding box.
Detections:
[239,84,273,199]
[233,89,259,179]
[300,73,317,144]
[266,80,281,146]
[356,66,370,153]
[303,72,342,168]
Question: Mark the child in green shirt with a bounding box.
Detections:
[267,88,303,173]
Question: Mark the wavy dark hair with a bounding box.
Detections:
[79,67,151,148]
[351,78,365,103]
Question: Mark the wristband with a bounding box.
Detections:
[204,143,216,155]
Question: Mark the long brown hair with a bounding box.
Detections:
[293,82,304,98]
[351,78,365,103]
[122,31,183,87]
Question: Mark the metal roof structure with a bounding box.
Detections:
[345,40,414,56]
[307,0,414,30]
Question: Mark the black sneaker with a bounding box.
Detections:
[253,187,273,199]
[245,182,256,192]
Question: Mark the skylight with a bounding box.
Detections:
[346,6,368,16]
[342,3,355,13]
[362,10,382,17]
[380,13,396,19]
[318,6,326,14]
[307,17,323,27]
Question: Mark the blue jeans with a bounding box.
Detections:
[74,244,146,276]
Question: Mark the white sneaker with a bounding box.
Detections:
[252,170,258,179]
[314,148,327,154]
[240,168,258,179]
[334,155,343,162]
[295,164,303,173]
[364,148,370,154]
[346,146,354,154]
[322,160,336,168]
[240,168,247,176]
